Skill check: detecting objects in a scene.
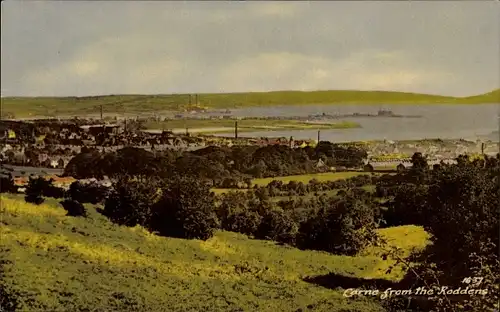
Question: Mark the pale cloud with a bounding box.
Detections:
[249,2,304,18]
[1,1,499,97]
[72,61,100,77]
[24,35,185,95]
[216,51,452,93]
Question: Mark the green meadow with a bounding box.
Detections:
[2,89,498,118]
[251,172,372,186]
[0,195,429,311]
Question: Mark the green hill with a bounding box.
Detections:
[1,89,498,118]
[454,88,500,104]
[0,195,429,311]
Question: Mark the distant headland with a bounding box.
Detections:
[1,89,498,119]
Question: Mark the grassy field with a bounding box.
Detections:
[0,195,428,311]
[252,172,373,186]
[2,89,498,118]
[211,172,377,194]
[269,185,377,202]
[144,119,360,133]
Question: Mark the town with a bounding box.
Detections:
[1,1,499,312]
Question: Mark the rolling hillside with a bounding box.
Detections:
[0,195,429,311]
[453,88,500,104]
[1,89,498,118]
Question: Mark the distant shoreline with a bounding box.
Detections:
[1,89,498,118]
[144,119,361,134]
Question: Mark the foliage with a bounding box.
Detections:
[0,165,17,193]
[376,159,499,311]
[63,151,103,179]
[67,181,109,204]
[422,163,499,285]
[149,177,220,240]
[2,194,416,312]
[224,209,262,237]
[24,193,44,205]
[103,176,219,241]
[62,144,370,187]
[103,177,161,227]
[297,196,377,255]
[255,208,298,245]
[59,199,87,217]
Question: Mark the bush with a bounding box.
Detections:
[103,176,219,241]
[224,210,262,236]
[0,168,17,194]
[60,199,87,217]
[43,184,66,199]
[24,194,44,205]
[103,178,161,227]
[379,160,500,311]
[68,181,109,204]
[22,176,65,199]
[297,197,376,255]
[255,209,298,244]
[383,183,428,227]
[150,178,219,240]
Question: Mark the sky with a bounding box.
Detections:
[1,1,499,97]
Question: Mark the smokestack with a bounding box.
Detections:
[481,142,485,155]
[100,105,103,121]
[235,121,238,139]
[317,130,321,142]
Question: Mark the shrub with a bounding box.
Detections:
[103,178,161,227]
[68,181,109,204]
[60,199,87,217]
[217,191,254,232]
[149,178,219,240]
[225,210,262,236]
[255,209,298,245]
[43,184,66,199]
[24,194,44,205]
[297,197,376,255]
[0,168,17,194]
[22,176,65,199]
[24,177,47,205]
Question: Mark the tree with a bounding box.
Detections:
[60,199,87,217]
[297,196,377,255]
[422,164,498,285]
[381,160,499,311]
[411,152,428,171]
[255,209,298,244]
[149,177,219,240]
[0,165,17,193]
[103,177,162,227]
[68,181,108,204]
